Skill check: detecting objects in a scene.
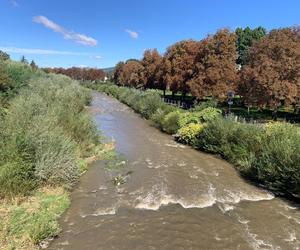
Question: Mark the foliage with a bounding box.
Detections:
[192,98,218,111]
[162,110,182,134]
[187,29,238,100]
[43,67,106,82]
[235,26,267,65]
[0,50,10,61]
[141,49,163,89]
[177,123,205,145]
[163,40,199,94]
[0,73,99,197]
[239,27,300,110]
[197,107,222,122]
[257,122,300,194]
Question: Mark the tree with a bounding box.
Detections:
[20,55,28,64]
[141,49,163,90]
[239,27,300,113]
[30,60,38,71]
[113,61,125,85]
[0,50,10,61]
[163,40,199,95]
[120,60,144,88]
[188,29,238,101]
[235,26,267,65]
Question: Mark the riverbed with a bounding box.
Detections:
[50,92,300,250]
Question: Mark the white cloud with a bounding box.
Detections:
[92,55,102,59]
[33,15,98,46]
[125,29,138,39]
[9,0,19,7]
[0,46,91,56]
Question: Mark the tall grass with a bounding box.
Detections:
[0,73,100,197]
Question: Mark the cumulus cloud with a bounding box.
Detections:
[0,46,91,56]
[33,15,98,46]
[125,29,138,39]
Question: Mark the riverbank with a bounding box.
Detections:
[91,83,300,199]
[0,60,106,249]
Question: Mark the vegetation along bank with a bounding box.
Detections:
[0,56,104,249]
[92,83,300,200]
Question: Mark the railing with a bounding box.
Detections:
[162,97,194,109]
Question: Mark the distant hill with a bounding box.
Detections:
[101,67,115,75]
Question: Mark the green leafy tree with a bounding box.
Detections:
[30,60,38,71]
[235,26,267,65]
[20,55,28,64]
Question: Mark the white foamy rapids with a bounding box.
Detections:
[285,231,297,242]
[236,215,278,250]
[135,184,216,210]
[217,189,274,205]
[218,203,235,213]
[92,207,117,216]
[80,207,117,218]
[164,143,185,148]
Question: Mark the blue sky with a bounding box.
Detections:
[0,0,299,68]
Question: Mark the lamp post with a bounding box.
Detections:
[227,91,234,115]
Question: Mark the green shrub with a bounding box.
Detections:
[162,110,182,134]
[197,107,222,122]
[137,91,164,119]
[150,105,178,129]
[256,123,300,194]
[177,123,205,146]
[178,112,201,128]
[192,98,218,111]
[0,73,99,197]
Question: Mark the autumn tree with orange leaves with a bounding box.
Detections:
[141,49,163,90]
[188,29,238,100]
[163,40,199,95]
[239,27,300,112]
[119,60,145,88]
[44,67,105,81]
[113,61,125,85]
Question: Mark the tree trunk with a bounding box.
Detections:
[272,108,278,121]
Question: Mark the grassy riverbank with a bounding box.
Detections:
[92,83,300,199]
[0,60,103,249]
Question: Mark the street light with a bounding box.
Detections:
[227,91,234,115]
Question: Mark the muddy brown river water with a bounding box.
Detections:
[50,92,300,250]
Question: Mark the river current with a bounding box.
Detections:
[50,92,300,250]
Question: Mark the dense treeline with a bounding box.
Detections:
[113,26,300,113]
[94,83,300,198]
[43,67,106,82]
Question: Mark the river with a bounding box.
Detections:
[50,92,300,250]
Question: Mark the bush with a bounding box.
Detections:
[192,98,218,111]
[178,112,201,128]
[256,123,300,194]
[137,91,164,119]
[197,107,222,122]
[177,123,205,146]
[162,110,182,134]
[0,73,99,197]
[150,105,178,129]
